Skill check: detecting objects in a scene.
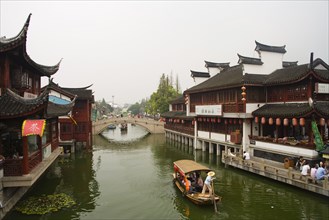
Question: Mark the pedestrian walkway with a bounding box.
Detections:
[223,153,329,197]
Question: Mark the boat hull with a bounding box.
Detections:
[173,174,220,205]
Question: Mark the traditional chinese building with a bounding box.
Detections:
[0,13,75,189]
[57,85,94,150]
[163,41,329,164]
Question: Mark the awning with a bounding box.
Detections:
[22,119,46,137]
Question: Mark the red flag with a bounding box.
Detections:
[22,120,46,137]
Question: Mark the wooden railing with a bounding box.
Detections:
[28,151,42,172]
[3,150,42,176]
[164,124,194,136]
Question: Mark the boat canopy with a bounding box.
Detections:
[173,160,212,174]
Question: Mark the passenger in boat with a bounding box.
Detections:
[193,173,203,192]
[201,171,215,196]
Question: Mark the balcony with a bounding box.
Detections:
[1,148,61,187]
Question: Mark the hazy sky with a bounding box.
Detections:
[1,1,328,105]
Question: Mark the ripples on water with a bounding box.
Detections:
[5,124,329,220]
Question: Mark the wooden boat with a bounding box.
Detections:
[120,123,127,131]
[108,124,116,129]
[173,159,221,205]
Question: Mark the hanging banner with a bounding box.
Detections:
[311,120,324,151]
[22,119,46,137]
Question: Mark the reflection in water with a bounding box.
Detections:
[5,125,329,220]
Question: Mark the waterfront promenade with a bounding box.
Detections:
[222,152,329,197]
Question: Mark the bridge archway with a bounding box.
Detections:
[92,117,164,135]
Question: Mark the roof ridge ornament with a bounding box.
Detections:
[255,40,286,54]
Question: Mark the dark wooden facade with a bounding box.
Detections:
[0,14,74,177]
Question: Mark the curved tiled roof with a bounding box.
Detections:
[61,86,94,101]
[46,96,76,118]
[24,54,61,76]
[204,61,230,69]
[237,54,263,65]
[186,65,243,93]
[170,95,184,104]
[161,111,193,119]
[0,13,61,76]
[0,14,31,52]
[264,64,309,85]
[255,41,286,54]
[190,70,210,78]
[0,88,48,119]
[283,61,298,68]
[314,101,329,117]
[252,103,313,118]
[243,73,268,85]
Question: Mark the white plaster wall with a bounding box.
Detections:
[207,67,219,77]
[243,52,284,75]
[243,121,251,151]
[43,145,52,159]
[49,90,71,101]
[210,132,227,142]
[194,77,209,85]
[198,131,209,139]
[250,141,318,158]
[246,103,264,114]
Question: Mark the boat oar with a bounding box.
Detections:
[211,179,218,213]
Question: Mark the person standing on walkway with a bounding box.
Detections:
[316,164,328,180]
[310,164,319,180]
[301,160,310,176]
[243,151,250,160]
[201,171,215,196]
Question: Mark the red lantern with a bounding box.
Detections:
[283,118,289,126]
[320,118,325,126]
[233,119,237,124]
[217,118,221,123]
[239,119,242,124]
[181,120,184,124]
[229,119,233,124]
[192,120,195,125]
[269,118,273,125]
[276,118,281,126]
[292,118,298,126]
[261,117,266,124]
[300,118,305,126]
[255,117,259,123]
[225,119,228,125]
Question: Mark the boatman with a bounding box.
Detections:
[201,171,215,196]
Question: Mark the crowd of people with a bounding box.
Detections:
[296,156,329,182]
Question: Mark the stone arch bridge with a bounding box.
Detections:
[92,117,165,135]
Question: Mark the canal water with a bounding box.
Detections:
[4,124,329,220]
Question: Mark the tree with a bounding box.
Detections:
[145,73,181,115]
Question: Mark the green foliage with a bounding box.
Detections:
[95,98,113,116]
[15,193,76,215]
[127,99,146,115]
[145,73,181,115]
